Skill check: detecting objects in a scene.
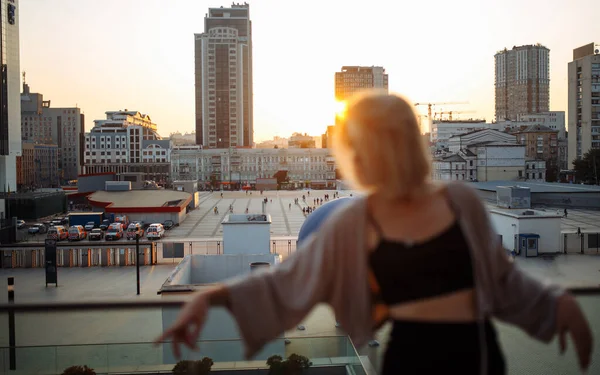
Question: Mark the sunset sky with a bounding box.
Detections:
[19,0,600,142]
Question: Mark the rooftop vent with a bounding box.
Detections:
[522,210,535,216]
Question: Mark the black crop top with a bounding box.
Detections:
[368,216,474,306]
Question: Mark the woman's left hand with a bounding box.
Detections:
[556,293,593,372]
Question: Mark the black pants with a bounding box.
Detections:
[382,320,505,375]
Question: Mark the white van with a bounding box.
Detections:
[146,223,165,240]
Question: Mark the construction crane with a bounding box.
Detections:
[413,102,469,120]
[433,110,476,121]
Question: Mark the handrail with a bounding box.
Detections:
[0,286,599,313]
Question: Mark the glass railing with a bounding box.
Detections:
[1,291,598,375]
[0,301,364,375]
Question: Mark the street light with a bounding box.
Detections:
[135,233,141,295]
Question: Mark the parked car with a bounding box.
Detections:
[16,220,25,229]
[84,221,96,231]
[99,219,111,231]
[68,225,87,241]
[126,223,144,240]
[60,217,69,225]
[105,223,124,241]
[47,226,68,241]
[146,223,165,240]
[88,228,104,241]
[163,220,175,230]
[28,223,47,234]
[51,219,62,226]
[132,220,148,229]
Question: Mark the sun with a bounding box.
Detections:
[334,100,347,119]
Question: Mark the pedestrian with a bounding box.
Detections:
[564,208,568,218]
[289,203,292,210]
[159,92,593,375]
[302,207,306,214]
[245,208,249,214]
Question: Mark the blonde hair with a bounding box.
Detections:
[333,91,431,200]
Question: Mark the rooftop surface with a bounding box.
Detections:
[472,181,600,193]
[88,189,192,208]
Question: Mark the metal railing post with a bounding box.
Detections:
[8,276,16,370]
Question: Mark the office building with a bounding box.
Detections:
[0,0,21,195]
[335,66,388,101]
[194,3,253,148]
[83,110,171,184]
[21,82,84,182]
[568,42,600,168]
[17,141,59,189]
[495,44,550,121]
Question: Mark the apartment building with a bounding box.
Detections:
[568,42,600,167]
[512,125,558,181]
[495,44,550,121]
[83,111,170,183]
[17,142,59,189]
[195,3,253,148]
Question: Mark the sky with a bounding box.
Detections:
[19,0,600,142]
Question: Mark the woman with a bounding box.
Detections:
[157,92,592,374]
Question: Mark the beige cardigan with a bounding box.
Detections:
[225,182,564,363]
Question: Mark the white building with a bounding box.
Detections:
[568,42,600,168]
[20,82,84,181]
[517,111,566,139]
[171,146,336,189]
[0,0,21,194]
[83,111,171,183]
[433,129,527,182]
[194,4,253,148]
[430,120,489,145]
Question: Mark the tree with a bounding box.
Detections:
[267,354,311,375]
[573,149,600,185]
[273,170,289,189]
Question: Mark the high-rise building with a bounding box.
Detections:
[334,66,388,101]
[568,42,600,168]
[195,3,253,149]
[20,82,84,182]
[83,110,171,183]
[0,0,21,195]
[495,44,550,121]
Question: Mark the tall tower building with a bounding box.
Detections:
[0,0,21,194]
[495,44,550,121]
[568,42,600,167]
[334,66,388,101]
[195,3,253,149]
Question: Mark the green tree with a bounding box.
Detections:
[573,149,600,185]
[267,354,311,375]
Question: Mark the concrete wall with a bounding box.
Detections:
[119,212,181,225]
[190,254,280,284]
[223,221,271,255]
[477,166,522,182]
[532,192,600,209]
[490,211,561,253]
[168,256,192,285]
[78,174,115,193]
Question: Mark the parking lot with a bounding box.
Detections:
[15,190,353,244]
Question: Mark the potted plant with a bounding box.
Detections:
[61,365,96,375]
[267,354,311,375]
[172,357,214,374]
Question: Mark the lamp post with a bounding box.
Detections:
[135,233,141,295]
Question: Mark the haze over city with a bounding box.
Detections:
[19,0,600,141]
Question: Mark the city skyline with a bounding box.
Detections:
[19,0,600,142]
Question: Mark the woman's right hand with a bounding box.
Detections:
[154,291,210,359]
[556,293,593,372]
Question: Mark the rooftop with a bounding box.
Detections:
[88,190,192,210]
[472,181,600,193]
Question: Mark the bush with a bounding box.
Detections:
[172,357,214,374]
[267,354,311,375]
[61,366,96,375]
